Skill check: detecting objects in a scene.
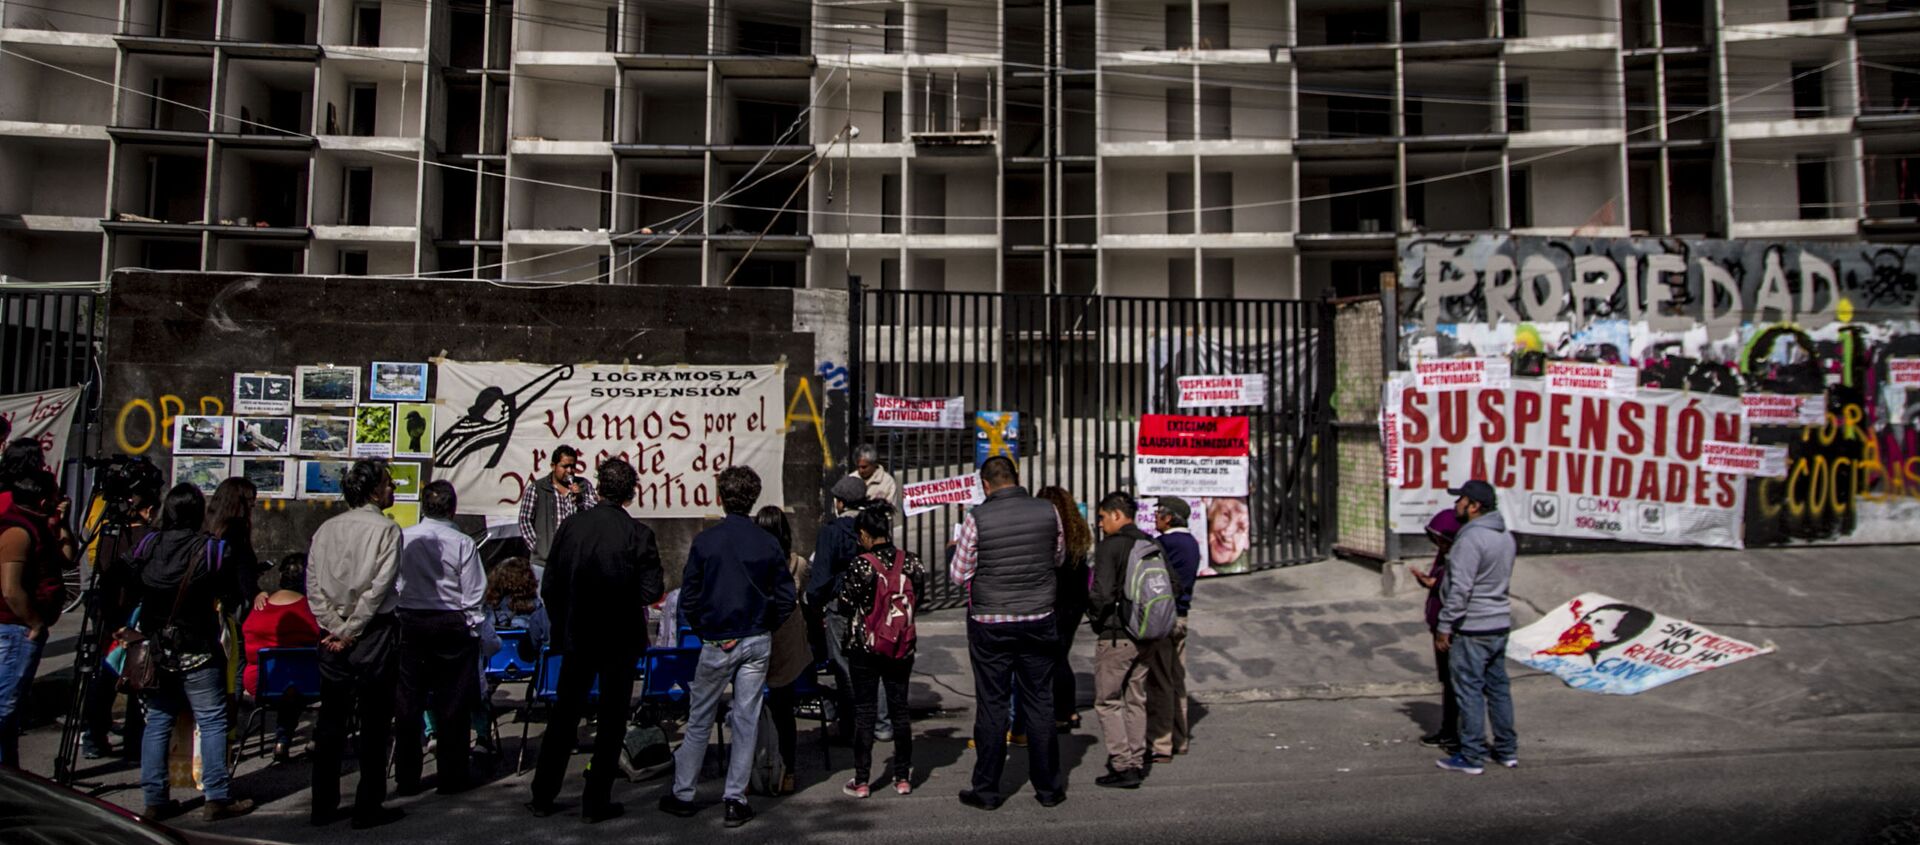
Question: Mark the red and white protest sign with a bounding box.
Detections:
[1889,358,1920,387]
[873,394,967,429]
[902,473,985,516]
[1388,380,1748,549]
[1382,375,1408,485]
[1135,414,1250,497]
[1701,442,1787,478]
[1740,393,1827,427]
[1177,374,1267,409]
[1545,362,1638,398]
[1413,357,1511,391]
[0,387,82,480]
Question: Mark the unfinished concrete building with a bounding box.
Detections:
[0,0,1916,296]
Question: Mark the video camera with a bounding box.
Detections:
[81,454,163,530]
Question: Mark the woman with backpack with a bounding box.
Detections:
[835,502,924,798]
[129,483,257,822]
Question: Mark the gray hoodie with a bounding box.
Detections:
[1437,510,1514,634]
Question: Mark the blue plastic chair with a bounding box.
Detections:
[516,648,598,772]
[239,647,322,762]
[486,629,534,682]
[641,647,700,705]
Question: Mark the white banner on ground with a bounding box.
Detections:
[0,387,82,477]
[1413,357,1511,391]
[1508,592,1774,695]
[902,473,985,516]
[872,394,967,429]
[432,361,784,519]
[1176,374,1268,408]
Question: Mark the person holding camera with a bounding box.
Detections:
[516,445,597,582]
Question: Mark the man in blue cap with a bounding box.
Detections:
[1432,479,1518,776]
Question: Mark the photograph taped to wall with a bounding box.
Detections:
[294,414,353,457]
[393,402,434,458]
[233,373,293,416]
[240,457,295,499]
[172,456,229,496]
[389,461,422,501]
[172,415,233,455]
[384,501,421,529]
[352,404,395,458]
[296,365,361,407]
[233,417,292,456]
[300,459,349,500]
[369,362,430,402]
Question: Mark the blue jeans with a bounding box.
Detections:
[0,623,43,767]
[671,633,771,803]
[141,663,233,806]
[1448,631,1517,764]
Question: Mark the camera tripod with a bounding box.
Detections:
[52,499,136,787]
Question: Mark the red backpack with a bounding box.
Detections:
[860,549,916,659]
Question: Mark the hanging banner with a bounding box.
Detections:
[1509,593,1774,695]
[1412,358,1511,391]
[1544,361,1638,398]
[1176,374,1267,408]
[432,361,785,520]
[1134,414,1250,497]
[1739,393,1826,427]
[872,394,966,429]
[1388,380,1748,549]
[0,387,82,478]
[902,472,986,516]
[974,411,1019,466]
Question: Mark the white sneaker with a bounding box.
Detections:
[1496,756,1518,769]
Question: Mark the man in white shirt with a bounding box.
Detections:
[306,459,403,829]
[392,480,488,796]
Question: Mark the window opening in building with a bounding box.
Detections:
[348,84,377,136]
[353,3,381,47]
[341,249,369,276]
[1798,155,1830,220]
[343,167,372,225]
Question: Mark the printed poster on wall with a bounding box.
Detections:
[1387,379,1749,549]
[0,387,82,477]
[1176,374,1267,408]
[1134,414,1250,498]
[975,411,1019,466]
[1412,358,1511,391]
[1509,593,1773,695]
[1740,393,1827,426]
[903,473,985,516]
[873,394,967,429]
[432,361,786,520]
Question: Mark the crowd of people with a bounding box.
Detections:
[0,424,1521,830]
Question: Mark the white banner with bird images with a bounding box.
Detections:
[432,361,785,519]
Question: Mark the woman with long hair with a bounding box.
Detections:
[755,505,812,795]
[131,483,255,821]
[1036,486,1095,730]
[203,477,262,610]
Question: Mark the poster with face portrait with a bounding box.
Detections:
[1134,495,1251,577]
[1508,593,1773,695]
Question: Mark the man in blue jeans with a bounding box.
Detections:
[659,466,795,828]
[1433,479,1519,775]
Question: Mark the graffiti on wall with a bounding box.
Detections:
[1398,235,1920,546]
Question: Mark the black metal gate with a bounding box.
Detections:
[1,288,100,453]
[851,289,1335,609]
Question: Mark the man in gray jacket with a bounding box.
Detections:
[1433,479,1518,776]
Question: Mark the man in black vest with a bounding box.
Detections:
[515,445,597,581]
[951,456,1067,810]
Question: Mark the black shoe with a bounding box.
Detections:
[140,801,183,822]
[526,801,564,818]
[436,777,475,796]
[584,801,625,823]
[394,779,426,798]
[82,740,109,760]
[657,795,701,817]
[1094,769,1144,789]
[723,799,754,828]
[1036,792,1067,808]
[350,806,406,830]
[957,790,1002,811]
[272,742,293,763]
[1419,732,1458,748]
[310,806,343,827]
[202,798,256,822]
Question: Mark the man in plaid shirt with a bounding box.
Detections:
[517,445,596,579]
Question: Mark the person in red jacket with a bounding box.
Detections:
[242,554,325,761]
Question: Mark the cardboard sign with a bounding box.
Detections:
[1176,374,1267,408]
[873,394,967,429]
[1135,414,1251,497]
[903,473,985,516]
[1413,358,1511,391]
[1509,593,1773,695]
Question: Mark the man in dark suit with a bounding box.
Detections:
[528,457,665,822]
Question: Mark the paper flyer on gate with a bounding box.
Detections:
[1176,374,1267,408]
[873,394,967,429]
[1134,414,1250,497]
[903,473,986,516]
[1412,357,1511,391]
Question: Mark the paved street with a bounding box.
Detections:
[16,546,1920,843]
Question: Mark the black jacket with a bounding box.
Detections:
[683,513,797,641]
[541,501,665,658]
[805,514,860,608]
[1088,523,1158,640]
[134,528,251,660]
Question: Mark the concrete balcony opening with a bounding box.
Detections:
[1510,0,1617,39]
[504,244,610,283]
[712,160,810,235]
[510,159,611,232]
[1663,56,1715,141]
[1863,142,1920,225]
[1104,249,1192,297]
[906,68,996,138]
[630,1,710,54]
[111,145,206,224]
[1512,145,1619,232]
[810,68,899,146]
[0,231,101,282]
[1298,157,1394,234]
[1401,0,1491,42]
[1298,68,1394,139]
[318,58,423,138]
[213,238,305,273]
[1667,150,1717,236]
[0,48,113,129]
[815,0,894,56]
[812,157,901,236]
[1859,38,1920,120]
[811,251,896,291]
[1507,49,1621,136]
[1731,138,1860,234]
[0,136,109,221]
[225,0,317,46]
[1724,0,1850,27]
[448,6,486,67]
[907,0,993,56]
[1102,67,1191,144]
[2,0,117,34]
[518,0,616,54]
[112,233,200,270]
[1725,41,1852,126]
[907,156,995,236]
[718,0,808,56]
[720,77,810,145]
[1660,0,1710,48]
[715,250,805,287]
[312,242,410,275]
[222,58,314,136]
[1406,149,1498,231]
[903,252,993,292]
[313,151,416,227]
[1404,60,1497,137]
[1296,0,1392,47]
[1201,157,1293,234]
[1104,0,1182,54]
[213,147,309,228]
[617,242,702,286]
[1103,154,1195,237]
[1203,248,1298,297]
[512,68,612,143]
[321,0,427,49]
[442,81,482,154]
[1199,65,1291,142]
[616,156,705,234]
[123,0,216,40]
[116,54,213,131]
[624,70,706,145]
